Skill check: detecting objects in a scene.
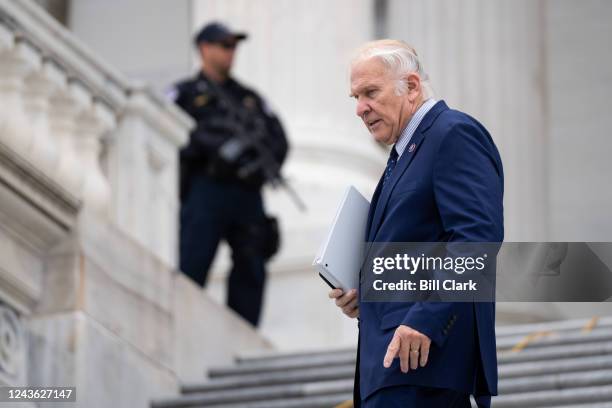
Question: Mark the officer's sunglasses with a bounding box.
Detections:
[218,41,237,50]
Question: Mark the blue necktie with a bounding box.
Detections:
[382,147,398,189]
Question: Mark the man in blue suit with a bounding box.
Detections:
[330,40,504,407]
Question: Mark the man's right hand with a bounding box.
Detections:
[329,288,359,319]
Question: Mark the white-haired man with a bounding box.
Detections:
[329,40,503,407]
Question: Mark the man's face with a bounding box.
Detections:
[350,59,412,145]
[200,39,238,74]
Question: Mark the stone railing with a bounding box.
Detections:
[0,0,192,268]
[0,0,193,391]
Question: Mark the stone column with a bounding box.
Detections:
[386,0,549,241]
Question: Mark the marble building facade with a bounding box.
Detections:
[1,1,612,407]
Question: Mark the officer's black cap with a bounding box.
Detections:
[194,22,248,46]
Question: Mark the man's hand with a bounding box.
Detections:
[328,288,359,318]
[383,325,431,373]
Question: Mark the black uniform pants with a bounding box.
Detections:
[180,176,267,326]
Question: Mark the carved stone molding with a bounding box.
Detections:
[0,139,80,245]
[0,303,23,385]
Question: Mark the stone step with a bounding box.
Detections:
[495,316,612,337]
[499,369,612,394]
[497,327,612,351]
[182,365,354,393]
[498,340,612,364]
[235,347,355,366]
[500,354,612,379]
[209,350,356,378]
[207,340,612,379]
[493,384,612,407]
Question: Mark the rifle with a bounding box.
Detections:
[207,80,307,212]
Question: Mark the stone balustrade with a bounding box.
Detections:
[0,27,110,214]
[0,0,194,391]
[0,0,193,267]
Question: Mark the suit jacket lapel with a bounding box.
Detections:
[365,177,384,240]
[366,100,449,242]
[367,131,426,242]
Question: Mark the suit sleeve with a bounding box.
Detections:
[433,122,504,243]
[401,121,504,347]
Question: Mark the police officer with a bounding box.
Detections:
[171,22,288,326]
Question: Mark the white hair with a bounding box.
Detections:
[351,39,434,99]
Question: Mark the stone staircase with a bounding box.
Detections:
[152,316,612,408]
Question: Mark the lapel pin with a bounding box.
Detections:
[408,143,416,153]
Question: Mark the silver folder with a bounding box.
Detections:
[313,186,370,290]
